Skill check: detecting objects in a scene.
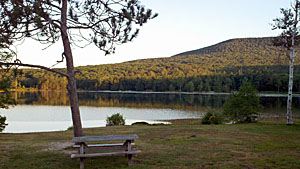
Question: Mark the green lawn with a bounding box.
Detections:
[0,119,299,169]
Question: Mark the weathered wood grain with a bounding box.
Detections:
[72,134,138,143]
[71,150,141,158]
[73,143,136,148]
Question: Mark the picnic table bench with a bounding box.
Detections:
[71,134,140,169]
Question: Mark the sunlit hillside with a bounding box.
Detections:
[5,37,300,92]
[133,37,290,67]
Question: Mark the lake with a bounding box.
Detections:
[1,91,300,133]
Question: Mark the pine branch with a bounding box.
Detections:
[0,62,69,77]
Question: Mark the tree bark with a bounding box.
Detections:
[287,50,294,125]
[61,0,83,136]
[286,0,298,125]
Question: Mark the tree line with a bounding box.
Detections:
[2,37,300,93]
[3,65,300,93]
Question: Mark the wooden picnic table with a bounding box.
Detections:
[71,134,141,169]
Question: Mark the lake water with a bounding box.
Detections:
[0,91,300,133]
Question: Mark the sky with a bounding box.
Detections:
[15,0,291,68]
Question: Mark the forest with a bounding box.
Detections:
[2,37,300,93]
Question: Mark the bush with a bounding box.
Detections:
[223,83,262,123]
[0,115,7,132]
[106,113,125,126]
[202,110,223,124]
[67,125,74,130]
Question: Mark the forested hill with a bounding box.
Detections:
[131,37,290,67]
[173,38,279,57]
[5,37,300,93]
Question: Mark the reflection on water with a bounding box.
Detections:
[12,91,229,111]
[1,91,300,133]
[10,91,300,112]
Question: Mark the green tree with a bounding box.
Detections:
[169,84,175,91]
[135,80,145,91]
[203,77,211,92]
[119,83,124,91]
[223,83,262,123]
[176,78,185,92]
[0,0,157,136]
[106,113,125,126]
[183,81,195,92]
[0,79,15,109]
[197,81,204,92]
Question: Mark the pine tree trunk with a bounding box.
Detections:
[287,50,294,125]
[61,0,83,137]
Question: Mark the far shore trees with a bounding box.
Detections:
[272,0,300,125]
[0,0,157,136]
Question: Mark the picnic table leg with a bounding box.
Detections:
[128,154,133,166]
[79,143,85,169]
[80,158,84,169]
[125,140,133,166]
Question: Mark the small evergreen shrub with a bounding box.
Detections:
[223,83,262,123]
[202,110,223,124]
[106,113,125,126]
[0,115,7,132]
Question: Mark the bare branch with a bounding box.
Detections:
[0,62,69,77]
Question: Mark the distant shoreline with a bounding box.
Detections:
[81,90,231,95]
[80,90,300,97]
[7,89,300,97]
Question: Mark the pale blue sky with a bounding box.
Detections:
[16,0,290,67]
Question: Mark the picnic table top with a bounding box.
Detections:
[72,134,138,143]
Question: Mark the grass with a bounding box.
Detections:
[0,119,300,168]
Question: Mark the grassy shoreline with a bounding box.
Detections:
[0,119,299,168]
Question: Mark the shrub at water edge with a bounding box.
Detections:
[223,83,262,123]
[106,113,126,126]
[202,110,223,124]
[0,115,7,132]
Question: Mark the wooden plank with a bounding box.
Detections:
[73,143,136,148]
[71,150,141,158]
[72,134,138,143]
[84,146,125,153]
[73,143,137,153]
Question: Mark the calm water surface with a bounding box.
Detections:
[1,91,300,133]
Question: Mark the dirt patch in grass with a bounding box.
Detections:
[165,118,200,125]
[42,142,75,154]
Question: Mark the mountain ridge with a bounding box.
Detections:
[129,37,290,67]
[171,37,275,57]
